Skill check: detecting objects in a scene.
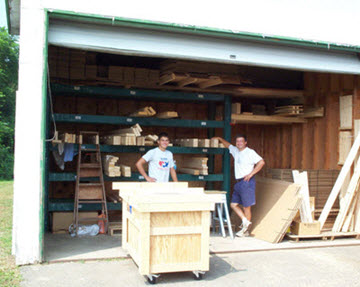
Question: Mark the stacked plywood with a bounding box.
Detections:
[250,177,302,243]
[178,157,208,175]
[266,169,339,211]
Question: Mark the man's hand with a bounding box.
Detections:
[243,174,252,182]
[146,176,157,182]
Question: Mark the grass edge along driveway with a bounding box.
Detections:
[0,181,21,287]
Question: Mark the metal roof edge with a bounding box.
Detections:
[47,9,360,53]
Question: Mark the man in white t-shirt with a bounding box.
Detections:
[212,135,265,237]
[136,132,178,182]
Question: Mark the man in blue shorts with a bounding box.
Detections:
[212,135,265,237]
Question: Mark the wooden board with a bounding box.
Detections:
[286,231,360,242]
[250,177,302,243]
[319,133,360,229]
[231,114,306,124]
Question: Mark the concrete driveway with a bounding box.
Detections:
[21,246,360,287]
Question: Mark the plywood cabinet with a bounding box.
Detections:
[113,182,215,276]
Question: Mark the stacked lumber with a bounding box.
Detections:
[119,164,131,177]
[174,138,199,147]
[300,107,324,118]
[156,111,178,119]
[158,60,250,89]
[59,132,77,143]
[174,138,224,148]
[103,155,121,177]
[101,124,145,146]
[129,106,156,117]
[145,134,158,146]
[274,105,304,117]
[178,157,208,175]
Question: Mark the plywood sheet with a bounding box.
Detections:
[338,131,352,165]
[339,95,353,130]
[250,177,301,243]
[150,234,201,267]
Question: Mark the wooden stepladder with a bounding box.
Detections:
[73,131,108,236]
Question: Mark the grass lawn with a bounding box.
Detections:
[0,181,21,287]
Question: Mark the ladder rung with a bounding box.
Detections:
[78,200,106,203]
[79,183,102,187]
[80,148,98,151]
[78,218,106,222]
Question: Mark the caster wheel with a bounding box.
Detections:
[193,273,203,280]
[147,277,157,284]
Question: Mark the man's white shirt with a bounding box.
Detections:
[142,147,174,182]
[228,145,263,179]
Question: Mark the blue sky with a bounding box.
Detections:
[0,0,8,28]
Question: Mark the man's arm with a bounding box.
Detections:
[211,137,231,149]
[135,158,156,182]
[170,167,178,182]
[243,159,265,182]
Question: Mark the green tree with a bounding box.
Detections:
[0,27,18,179]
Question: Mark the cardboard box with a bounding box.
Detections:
[291,220,321,235]
[52,212,98,233]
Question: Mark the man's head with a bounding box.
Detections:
[157,132,170,150]
[235,134,247,150]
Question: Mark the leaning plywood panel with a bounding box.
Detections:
[339,95,353,130]
[250,177,301,243]
[319,133,360,229]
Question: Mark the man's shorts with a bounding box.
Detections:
[231,177,256,207]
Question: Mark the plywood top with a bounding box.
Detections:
[113,182,219,212]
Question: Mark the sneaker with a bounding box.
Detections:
[236,221,252,237]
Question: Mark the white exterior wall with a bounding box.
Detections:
[12,1,47,264]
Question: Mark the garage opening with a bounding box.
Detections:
[44,42,359,262]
